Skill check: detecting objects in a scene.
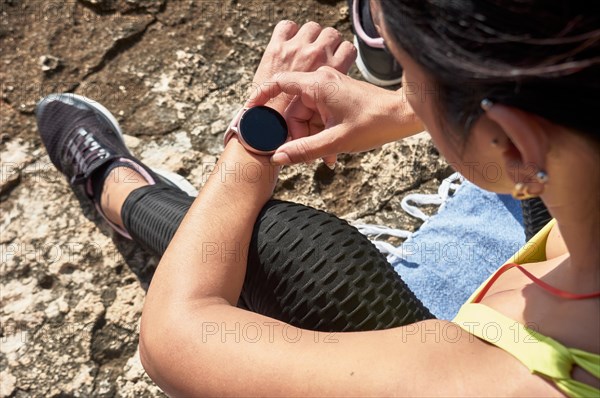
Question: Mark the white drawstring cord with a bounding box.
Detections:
[353,172,464,261]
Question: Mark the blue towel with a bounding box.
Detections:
[390,181,525,320]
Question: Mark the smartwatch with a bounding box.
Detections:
[224,106,288,155]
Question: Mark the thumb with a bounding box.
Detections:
[270,125,345,165]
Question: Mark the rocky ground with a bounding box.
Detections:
[0,0,450,396]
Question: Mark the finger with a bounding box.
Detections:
[294,21,322,43]
[270,125,345,165]
[245,71,313,109]
[321,154,338,170]
[313,27,343,56]
[286,117,310,142]
[246,67,342,111]
[269,20,300,42]
[245,78,285,108]
[284,99,315,140]
[332,41,358,74]
[306,112,325,139]
[307,115,335,168]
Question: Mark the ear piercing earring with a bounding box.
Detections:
[481,98,494,111]
[512,182,536,200]
[535,170,549,184]
[512,169,549,200]
[480,97,549,199]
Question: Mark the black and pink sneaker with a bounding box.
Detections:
[351,0,403,87]
[35,93,196,238]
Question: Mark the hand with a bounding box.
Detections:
[247,66,424,166]
[244,21,356,167]
[248,20,357,116]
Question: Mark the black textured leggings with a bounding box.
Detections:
[122,184,434,332]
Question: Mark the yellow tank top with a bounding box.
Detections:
[452,220,600,397]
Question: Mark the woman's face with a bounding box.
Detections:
[370,0,515,194]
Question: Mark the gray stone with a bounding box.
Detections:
[39,55,61,73]
[0,370,17,397]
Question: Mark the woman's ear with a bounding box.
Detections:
[481,101,550,195]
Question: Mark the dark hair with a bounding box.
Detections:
[379,0,599,139]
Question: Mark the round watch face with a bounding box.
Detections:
[239,106,288,152]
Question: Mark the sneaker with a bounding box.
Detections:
[35,93,197,238]
[351,0,403,87]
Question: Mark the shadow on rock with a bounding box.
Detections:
[71,184,159,291]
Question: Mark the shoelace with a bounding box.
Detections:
[67,127,109,183]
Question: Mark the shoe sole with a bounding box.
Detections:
[354,37,403,87]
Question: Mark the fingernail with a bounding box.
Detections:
[325,162,336,170]
[271,152,291,165]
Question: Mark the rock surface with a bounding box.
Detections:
[0,0,449,396]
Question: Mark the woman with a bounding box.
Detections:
[36,0,599,396]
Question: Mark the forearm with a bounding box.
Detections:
[144,138,278,307]
[397,85,424,128]
[383,86,424,142]
[349,86,424,152]
[139,138,281,395]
